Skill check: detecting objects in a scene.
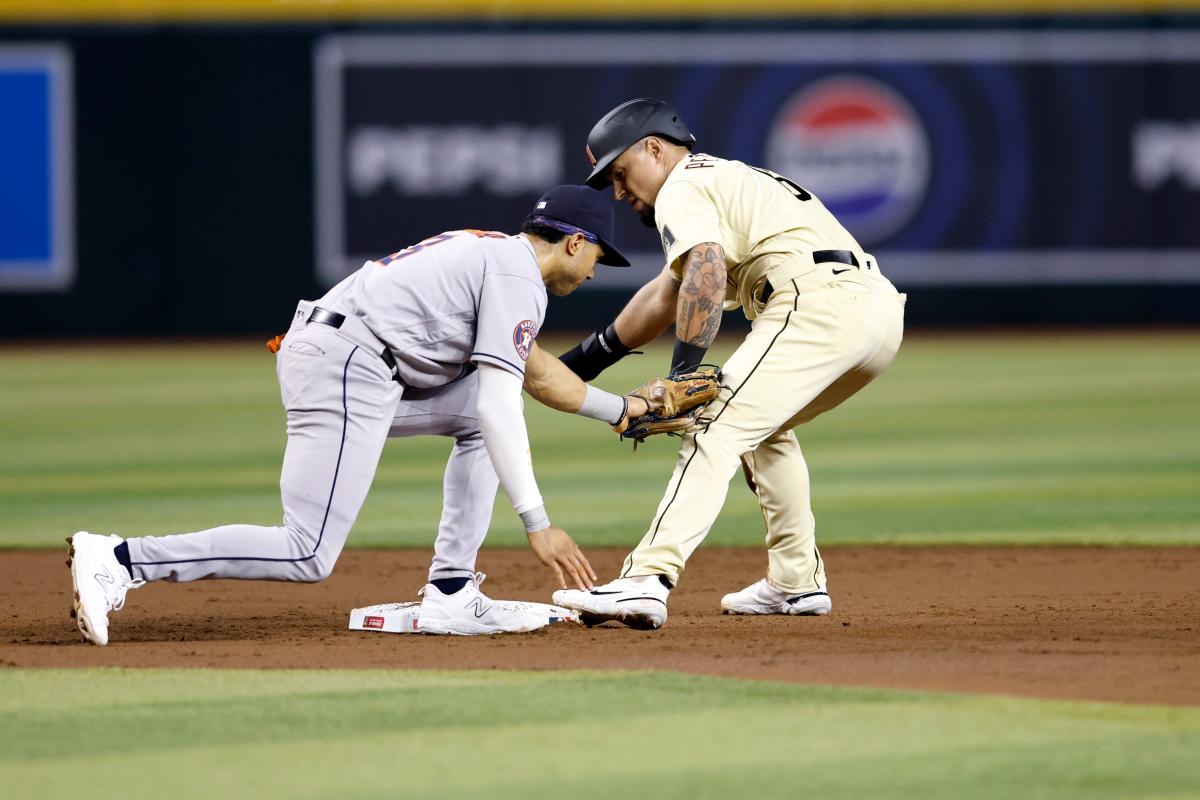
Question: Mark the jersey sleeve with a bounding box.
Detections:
[656,178,724,279]
[472,271,546,379]
[476,363,544,518]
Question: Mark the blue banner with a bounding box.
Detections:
[0,44,73,291]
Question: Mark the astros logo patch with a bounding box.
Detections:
[513,319,537,361]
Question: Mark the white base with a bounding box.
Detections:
[349,602,423,633]
[348,601,579,634]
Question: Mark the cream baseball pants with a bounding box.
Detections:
[620,264,905,593]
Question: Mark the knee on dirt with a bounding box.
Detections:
[291,554,337,583]
[282,528,340,582]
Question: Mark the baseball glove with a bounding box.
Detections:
[622,367,723,445]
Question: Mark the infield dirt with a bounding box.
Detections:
[2,546,1197,706]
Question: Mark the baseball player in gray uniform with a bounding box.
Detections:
[68,185,649,643]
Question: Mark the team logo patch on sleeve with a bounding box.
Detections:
[513,319,537,361]
[661,225,676,255]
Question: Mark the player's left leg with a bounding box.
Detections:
[720,431,830,616]
[386,373,556,635]
[741,431,826,593]
[426,429,497,582]
[384,371,499,583]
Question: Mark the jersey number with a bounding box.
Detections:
[378,229,508,266]
[751,166,812,202]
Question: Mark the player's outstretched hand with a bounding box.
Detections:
[612,395,650,434]
[527,525,597,591]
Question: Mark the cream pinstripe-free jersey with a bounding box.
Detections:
[655,153,868,317]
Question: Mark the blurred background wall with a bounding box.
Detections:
[1,1,1198,337]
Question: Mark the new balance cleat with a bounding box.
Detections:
[418,573,571,635]
[67,531,144,645]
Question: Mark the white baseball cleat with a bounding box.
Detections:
[721,579,832,616]
[418,573,568,635]
[552,575,671,630]
[67,531,145,646]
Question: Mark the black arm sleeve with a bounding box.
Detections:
[558,322,633,381]
[670,340,708,375]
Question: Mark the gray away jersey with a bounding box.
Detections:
[316,230,547,389]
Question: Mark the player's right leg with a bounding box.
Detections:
[69,321,401,645]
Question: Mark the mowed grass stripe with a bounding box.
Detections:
[1,669,1198,800]
[1,333,1197,548]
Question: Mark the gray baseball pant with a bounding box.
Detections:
[125,311,498,585]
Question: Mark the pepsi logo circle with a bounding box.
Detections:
[766,76,929,244]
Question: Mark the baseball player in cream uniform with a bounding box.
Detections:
[554,99,906,630]
[68,186,650,643]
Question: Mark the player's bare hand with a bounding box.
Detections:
[612,395,650,433]
[527,526,597,590]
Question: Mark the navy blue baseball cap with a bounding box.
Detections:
[526,185,631,267]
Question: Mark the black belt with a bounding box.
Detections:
[761,250,861,304]
[307,307,400,377]
[814,249,860,268]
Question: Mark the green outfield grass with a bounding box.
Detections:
[2,668,1198,800]
[1,332,1198,548]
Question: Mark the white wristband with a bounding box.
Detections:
[520,506,551,533]
[577,384,627,426]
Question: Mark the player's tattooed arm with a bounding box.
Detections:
[676,242,727,349]
[612,269,680,348]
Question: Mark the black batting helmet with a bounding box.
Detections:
[584,98,696,189]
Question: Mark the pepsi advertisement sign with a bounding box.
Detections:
[316,32,1200,289]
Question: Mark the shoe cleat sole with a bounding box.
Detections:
[786,606,831,617]
[721,603,831,616]
[67,535,105,645]
[580,608,665,631]
[72,587,84,635]
[720,603,779,615]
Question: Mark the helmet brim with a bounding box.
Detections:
[585,132,697,189]
[585,149,621,189]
